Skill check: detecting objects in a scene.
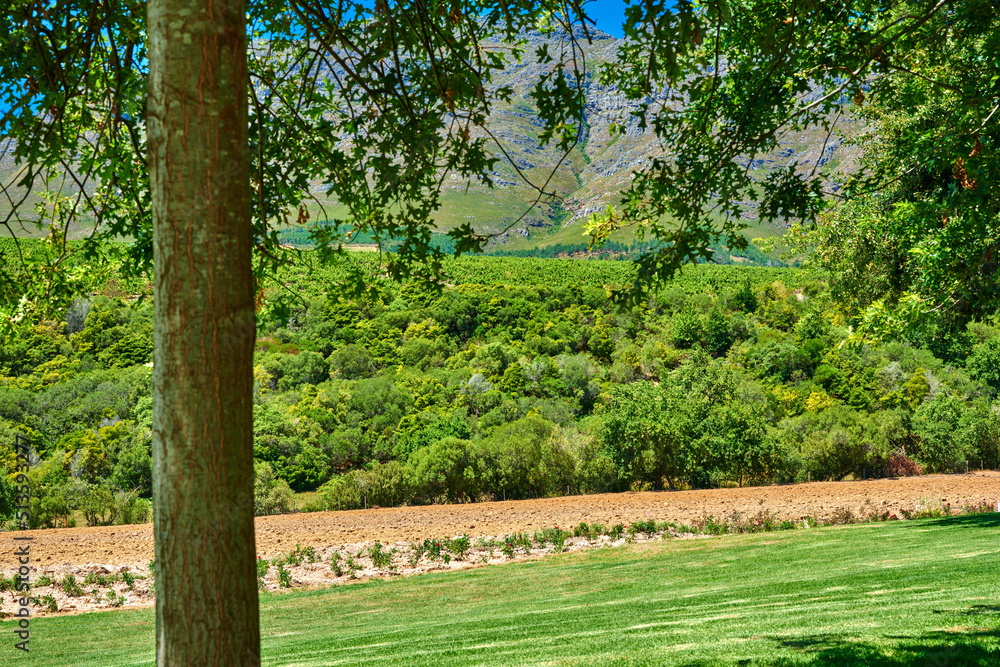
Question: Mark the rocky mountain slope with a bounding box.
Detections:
[306,25,859,257]
[1,26,858,258]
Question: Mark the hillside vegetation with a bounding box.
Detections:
[2,248,999,527]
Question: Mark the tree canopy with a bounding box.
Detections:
[591,0,999,335]
[0,0,591,324]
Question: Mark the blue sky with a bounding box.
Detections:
[586,0,628,38]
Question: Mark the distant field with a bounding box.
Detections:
[9,514,1000,666]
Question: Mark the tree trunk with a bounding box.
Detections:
[148,0,259,662]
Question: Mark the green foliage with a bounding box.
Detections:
[276,563,292,589]
[966,339,1000,393]
[701,402,783,488]
[703,307,734,357]
[409,437,479,503]
[670,305,703,349]
[254,460,294,516]
[733,274,762,318]
[2,253,999,520]
[60,574,84,598]
[478,414,573,500]
[328,345,377,380]
[601,355,771,490]
[0,470,15,526]
[794,4,1000,338]
[957,399,1000,470]
[368,541,395,570]
[781,405,884,482]
[912,394,971,473]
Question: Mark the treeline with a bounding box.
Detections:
[274,220,778,266]
[2,254,999,527]
[487,239,779,265]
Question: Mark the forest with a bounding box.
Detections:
[3,249,999,528]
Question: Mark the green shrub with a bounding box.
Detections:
[409,437,479,503]
[276,563,292,588]
[61,574,84,597]
[369,541,395,569]
[254,460,294,516]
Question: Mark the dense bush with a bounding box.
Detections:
[3,254,999,524]
[253,461,294,516]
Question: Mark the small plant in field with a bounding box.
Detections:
[90,588,102,602]
[547,527,568,553]
[330,552,344,576]
[501,541,515,559]
[608,523,625,540]
[285,544,310,566]
[0,574,16,592]
[573,522,593,539]
[532,527,569,550]
[699,515,727,535]
[106,590,125,607]
[369,541,396,569]
[256,557,269,589]
[739,509,781,533]
[911,499,948,519]
[34,595,59,613]
[858,499,894,523]
[423,539,444,561]
[61,574,84,597]
[145,559,157,595]
[121,568,137,590]
[276,563,292,588]
[407,544,422,566]
[34,574,54,588]
[345,557,362,579]
[631,519,657,535]
[450,535,471,559]
[962,500,995,515]
[286,543,320,565]
[507,532,532,552]
[84,571,116,587]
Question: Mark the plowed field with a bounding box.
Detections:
[4,472,997,570]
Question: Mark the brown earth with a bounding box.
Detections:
[4,471,998,570]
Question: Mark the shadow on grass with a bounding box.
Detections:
[672,627,1000,667]
[919,513,1000,529]
[764,628,1000,667]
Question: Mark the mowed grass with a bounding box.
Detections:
[8,514,1000,666]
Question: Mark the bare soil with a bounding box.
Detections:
[3,472,998,617]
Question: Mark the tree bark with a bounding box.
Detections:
[147,0,259,662]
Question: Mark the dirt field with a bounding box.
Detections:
[4,472,998,570]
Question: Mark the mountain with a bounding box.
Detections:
[1,26,858,262]
[296,25,859,261]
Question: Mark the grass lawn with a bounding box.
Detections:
[7,514,1000,666]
